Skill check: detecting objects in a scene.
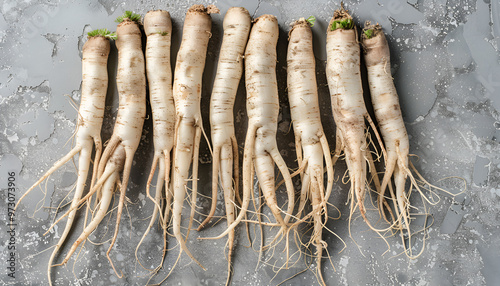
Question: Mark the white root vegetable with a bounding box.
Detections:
[135,10,175,271]
[325,8,387,233]
[209,15,295,255]
[170,4,218,271]
[287,18,334,286]
[196,7,251,284]
[52,12,146,276]
[55,145,125,265]
[15,29,113,286]
[362,23,409,231]
[361,22,459,258]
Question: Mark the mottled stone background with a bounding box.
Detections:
[1,0,499,285]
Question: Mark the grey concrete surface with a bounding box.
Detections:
[1,0,499,285]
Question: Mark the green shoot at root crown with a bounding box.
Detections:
[115,11,141,23]
[88,29,117,40]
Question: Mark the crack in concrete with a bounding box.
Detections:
[252,0,262,19]
[43,33,64,58]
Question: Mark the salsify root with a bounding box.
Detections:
[15,29,114,286]
[54,11,146,277]
[325,6,388,236]
[135,9,175,272]
[169,4,218,272]
[196,7,251,285]
[206,15,295,267]
[287,17,334,286]
[361,21,464,258]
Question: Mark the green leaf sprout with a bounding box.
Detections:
[115,11,141,23]
[87,28,117,40]
[364,29,374,39]
[306,16,316,27]
[330,18,354,31]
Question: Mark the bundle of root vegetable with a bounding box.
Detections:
[15,3,463,286]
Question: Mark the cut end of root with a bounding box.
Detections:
[188,4,220,15]
[227,6,250,17]
[289,17,311,38]
[292,16,315,27]
[362,21,382,40]
[360,20,389,64]
[207,5,220,14]
[146,9,170,15]
[329,6,354,31]
[333,4,351,21]
[254,14,278,24]
[291,18,309,28]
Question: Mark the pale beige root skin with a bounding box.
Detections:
[13,35,110,286]
[56,19,147,276]
[326,14,384,233]
[206,15,294,247]
[54,145,125,267]
[287,19,333,286]
[49,19,146,276]
[105,20,146,276]
[326,27,368,222]
[170,5,213,271]
[195,6,251,285]
[135,10,175,271]
[362,23,408,221]
[209,15,295,260]
[362,23,419,255]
